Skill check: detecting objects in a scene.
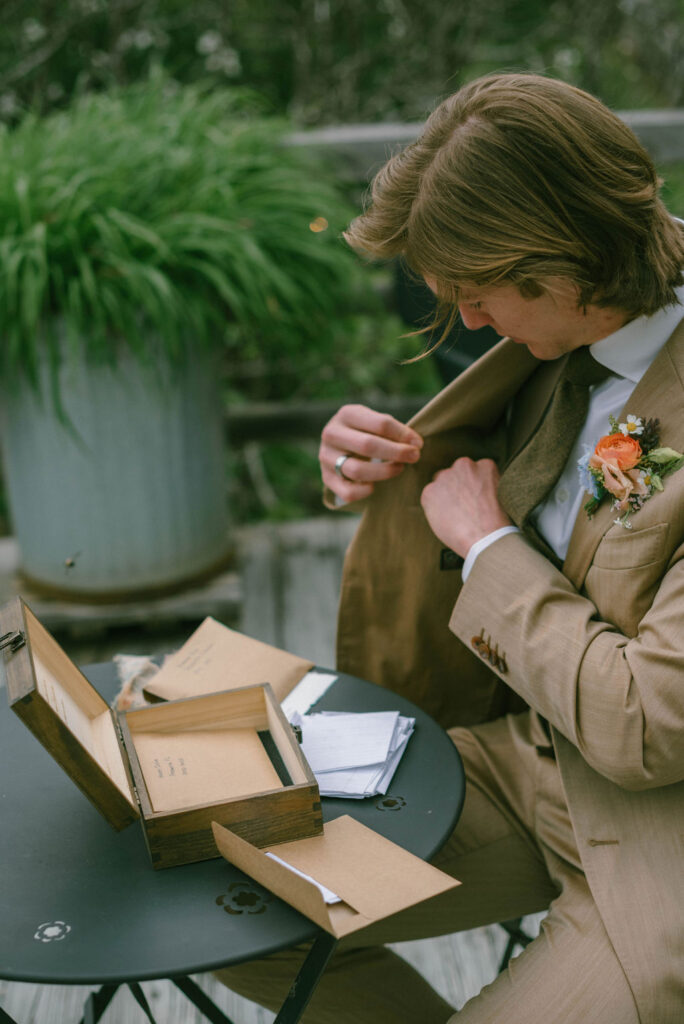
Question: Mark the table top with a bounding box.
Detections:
[0,663,464,985]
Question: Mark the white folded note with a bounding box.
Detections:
[280,670,338,720]
[296,711,399,773]
[290,710,415,799]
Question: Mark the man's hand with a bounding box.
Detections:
[320,404,424,503]
[420,458,512,557]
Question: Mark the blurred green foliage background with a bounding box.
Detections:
[1,0,684,125]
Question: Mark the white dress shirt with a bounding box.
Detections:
[462,283,684,580]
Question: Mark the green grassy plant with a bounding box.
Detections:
[0,71,358,386]
[660,161,684,217]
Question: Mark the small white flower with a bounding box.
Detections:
[133,29,155,50]
[0,92,19,117]
[206,48,241,76]
[197,31,223,54]
[619,414,644,435]
[636,469,652,488]
[23,19,47,44]
[613,517,633,529]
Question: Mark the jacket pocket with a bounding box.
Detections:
[592,522,669,571]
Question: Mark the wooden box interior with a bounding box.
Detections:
[121,684,314,817]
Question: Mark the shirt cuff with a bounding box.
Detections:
[462,526,522,582]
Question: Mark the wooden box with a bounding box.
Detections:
[0,597,322,869]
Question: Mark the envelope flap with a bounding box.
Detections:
[212,820,337,935]
[144,617,314,703]
[268,816,458,921]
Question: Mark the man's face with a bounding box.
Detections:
[424,276,628,360]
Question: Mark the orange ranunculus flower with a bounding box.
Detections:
[590,432,642,471]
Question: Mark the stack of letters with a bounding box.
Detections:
[283,671,414,799]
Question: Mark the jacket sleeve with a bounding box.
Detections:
[448,531,684,791]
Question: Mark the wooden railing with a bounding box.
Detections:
[287,111,684,181]
[225,395,427,443]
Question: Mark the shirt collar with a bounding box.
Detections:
[589,283,684,384]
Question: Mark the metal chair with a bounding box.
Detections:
[498,918,535,971]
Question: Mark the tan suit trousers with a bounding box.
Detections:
[215,712,639,1023]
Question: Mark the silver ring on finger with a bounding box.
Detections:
[334,453,353,481]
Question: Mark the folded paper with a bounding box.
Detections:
[280,671,338,719]
[290,710,415,798]
[297,711,399,773]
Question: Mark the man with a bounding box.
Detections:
[218,73,684,1021]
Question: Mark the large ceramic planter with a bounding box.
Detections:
[0,346,231,598]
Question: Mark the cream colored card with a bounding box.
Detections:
[144,617,314,704]
[131,727,283,812]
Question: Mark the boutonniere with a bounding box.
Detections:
[578,415,684,528]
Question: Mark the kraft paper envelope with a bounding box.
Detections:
[212,815,460,938]
[144,617,314,704]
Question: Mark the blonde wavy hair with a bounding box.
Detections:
[345,73,684,331]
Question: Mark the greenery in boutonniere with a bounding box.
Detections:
[0,70,359,392]
[578,415,684,528]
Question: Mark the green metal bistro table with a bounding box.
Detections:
[0,663,465,1024]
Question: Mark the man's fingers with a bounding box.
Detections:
[321,444,409,484]
[321,405,423,464]
[319,404,423,503]
[322,469,375,504]
[325,404,423,444]
[322,424,422,466]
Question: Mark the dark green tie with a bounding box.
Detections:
[498,346,612,531]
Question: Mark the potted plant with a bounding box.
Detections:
[0,73,356,597]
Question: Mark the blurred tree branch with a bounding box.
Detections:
[0,0,682,125]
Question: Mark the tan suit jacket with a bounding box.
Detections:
[335,318,684,1023]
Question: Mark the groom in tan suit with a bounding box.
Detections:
[217,74,684,1022]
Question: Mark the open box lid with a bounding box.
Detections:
[212,815,460,939]
[0,596,139,831]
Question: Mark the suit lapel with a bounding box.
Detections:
[563,317,684,590]
[409,337,539,438]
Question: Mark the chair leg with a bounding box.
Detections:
[128,982,159,1024]
[80,983,120,1024]
[79,983,119,1024]
[81,978,233,1024]
[498,917,534,972]
[80,982,160,1024]
[172,975,238,1024]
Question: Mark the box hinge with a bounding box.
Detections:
[113,714,142,810]
[127,774,142,808]
[0,630,26,654]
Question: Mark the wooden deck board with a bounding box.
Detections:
[1,515,544,1022]
[0,976,275,1024]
